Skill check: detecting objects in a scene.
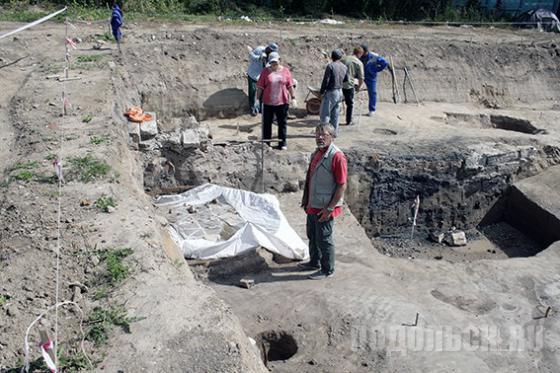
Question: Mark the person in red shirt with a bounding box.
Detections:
[299,123,347,279]
[255,52,296,150]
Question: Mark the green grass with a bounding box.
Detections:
[14,170,34,181]
[100,31,114,42]
[90,135,111,145]
[57,348,92,372]
[67,154,111,183]
[75,55,103,64]
[0,10,49,22]
[86,306,135,345]
[0,294,8,307]
[45,153,57,161]
[98,247,134,284]
[82,114,94,124]
[13,161,39,170]
[94,287,109,300]
[95,194,116,213]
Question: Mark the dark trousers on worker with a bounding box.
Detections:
[342,87,355,124]
[306,213,335,275]
[248,76,257,114]
[263,104,288,148]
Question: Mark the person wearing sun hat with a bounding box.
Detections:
[255,52,297,150]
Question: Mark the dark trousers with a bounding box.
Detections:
[263,104,288,147]
[342,87,355,124]
[306,213,335,274]
[248,76,257,111]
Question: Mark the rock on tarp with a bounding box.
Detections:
[154,183,309,260]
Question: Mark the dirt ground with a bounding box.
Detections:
[1,19,560,372]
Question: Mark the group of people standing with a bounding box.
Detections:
[247,43,390,148]
[320,44,391,136]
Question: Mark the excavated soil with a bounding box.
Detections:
[1,19,560,373]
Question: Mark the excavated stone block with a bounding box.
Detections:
[181,129,201,148]
[140,112,158,140]
[430,231,445,244]
[445,231,467,246]
[128,121,141,143]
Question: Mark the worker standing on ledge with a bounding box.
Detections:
[299,123,347,280]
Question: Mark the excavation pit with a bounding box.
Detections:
[445,112,546,134]
[256,330,298,366]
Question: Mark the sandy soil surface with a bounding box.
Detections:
[1,19,559,373]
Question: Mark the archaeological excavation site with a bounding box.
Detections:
[1,14,560,373]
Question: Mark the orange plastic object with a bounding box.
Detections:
[124,107,152,123]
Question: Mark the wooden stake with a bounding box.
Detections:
[404,67,420,106]
[389,56,400,104]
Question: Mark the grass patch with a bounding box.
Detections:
[98,247,134,284]
[95,194,116,213]
[67,155,111,183]
[82,114,94,124]
[0,294,9,307]
[13,161,39,170]
[0,178,11,188]
[45,153,57,161]
[58,348,92,372]
[14,170,34,181]
[35,173,58,184]
[86,306,135,346]
[90,135,111,145]
[75,54,103,63]
[0,10,49,22]
[94,287,109,300]
[100,31,114,42]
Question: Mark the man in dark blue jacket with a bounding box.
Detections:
[111,2,123,51]
[359,44,391,116]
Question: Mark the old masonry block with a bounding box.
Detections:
[140,112,158,140]
[445,231,467,246]
[127,121,140,144]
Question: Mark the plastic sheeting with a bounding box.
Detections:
[154,183,309,260]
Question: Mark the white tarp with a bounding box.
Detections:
[154,183,309,260]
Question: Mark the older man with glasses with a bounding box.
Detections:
[299,123,348,279]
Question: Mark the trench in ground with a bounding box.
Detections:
[141,108,560,368]
[144,112,560,262]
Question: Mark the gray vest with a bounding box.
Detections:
[309,144,344,209]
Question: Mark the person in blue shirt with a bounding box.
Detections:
[358,44,391,116]
[111,2,123,51]
[247,45,266,115]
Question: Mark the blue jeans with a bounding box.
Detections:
[319,89,342,135]
[365,79,377,112]
[306,213,335,275]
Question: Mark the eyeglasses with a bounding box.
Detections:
[315,132,332,138]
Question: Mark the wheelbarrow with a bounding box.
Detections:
[304,86,322,115]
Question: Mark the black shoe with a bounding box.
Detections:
[297,262,320,270]
[308,270,334,280]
